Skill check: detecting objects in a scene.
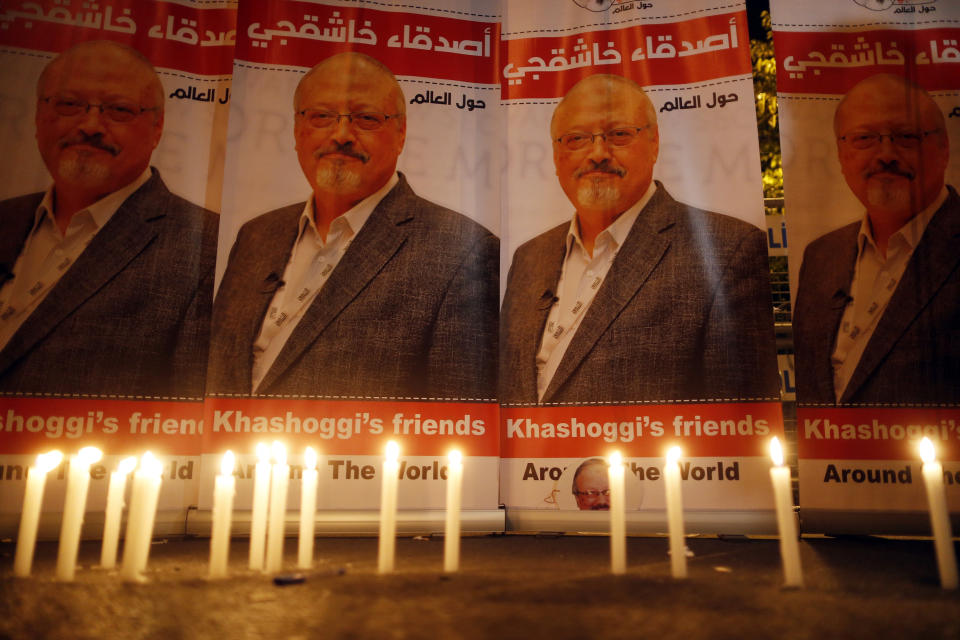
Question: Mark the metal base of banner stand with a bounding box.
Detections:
[185,508,506,537]
[504,508,781,536]
[799,508,960,536]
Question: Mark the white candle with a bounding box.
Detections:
[265,441,289,573]
[249,442,271,571]
[919,437,958,590]
[769,437,803,588]
[378,441,400,574]
[13,451,63,577]
[444,449,463,573]
[298,446,319,570]
[56,446,103,581]
[100,456,137,569]
[608,451,626,575]
[664,446,687,579]
[209,450,236,579]
[120,452,164,582]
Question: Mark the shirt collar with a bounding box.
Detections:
[37,167,153,234]
[856,186,948,256]
[566,181,658,255]
[298,171,400,242]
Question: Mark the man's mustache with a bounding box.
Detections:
[58,132,120,156]
[866,159,915,180]
[589,503,610,510]
[314,142,369,163]
[575,159,625,178]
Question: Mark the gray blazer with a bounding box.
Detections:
[500,184,779,405]
[793,186,960,405]
[208,174,499,400]
[0,169,218,398]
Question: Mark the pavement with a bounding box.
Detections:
[2,533,959,640]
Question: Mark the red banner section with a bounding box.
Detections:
[234,1,499,84]
[0,0,236,75]
[797,407,960,461]
[775,29,960,95]
[501,402,783,459]
[0,397,203,456]
[501,10,750,101]
[202,398,499,457]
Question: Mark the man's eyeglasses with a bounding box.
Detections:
[838,129,941,150]
[573,489,610,497]
[42,97,159,123]
[297,109,401,131]
[555,125,651,151]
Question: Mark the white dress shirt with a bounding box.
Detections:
[0,168,152,350]
[251,172,399,391]
[831,186,947,400]
[536,182,656,400]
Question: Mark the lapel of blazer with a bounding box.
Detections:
[808,223,859,404]
[257,176,414,392]
[0,194,40,287]
[513,225,567,403]
[0,170,166,376]
[842,188,960,402]
[542,185,674,403]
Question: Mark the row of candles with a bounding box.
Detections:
[11,437,957,589]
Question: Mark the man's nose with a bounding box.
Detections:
[76,105,109,135]
[585,134,613,163]
[329,115,358,145]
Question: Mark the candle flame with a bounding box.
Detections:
[117,456,137,475]
[37,450,63,473]
[448,449,462,466]
[78,446,103,465]
[609,451,622,467]
[919,437,937,465]
[305,446,317,470]
[221,450,235,476]
[386,440,399,462]
[256,442,270,464]
[141,451,164,476]
[271,440,287,466]
[770,437,784,467]
[666,446,682,465]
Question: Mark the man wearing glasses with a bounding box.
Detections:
[208,52,498,398]
[500,74,777,404]
[793,73,957,404]
[0,40,216,397]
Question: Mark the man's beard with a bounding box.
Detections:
[315,160,362,191]
[576,177,621,208]
[58,149,113,188]
[864,160,916,213]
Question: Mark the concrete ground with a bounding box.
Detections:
[2,533,959,640]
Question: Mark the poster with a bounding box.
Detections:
[202,0,503,531]
[497,0,784,532]
[0,0,235,536]
[771,0,960,532]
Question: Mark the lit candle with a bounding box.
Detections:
[608,451,626,575]
[56,446,103,581]
[769,437,802,587]
[209,450,236,579]
[100,456,137,570]
[249,442,271,571]
[378,440,400,574]
[298,446,319,570]
[664,446,687,579]
[265,441,289,573]
[13,450,63,577]
[919,437,958,590]
[444,449,463,573]
[120,451,164,582]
